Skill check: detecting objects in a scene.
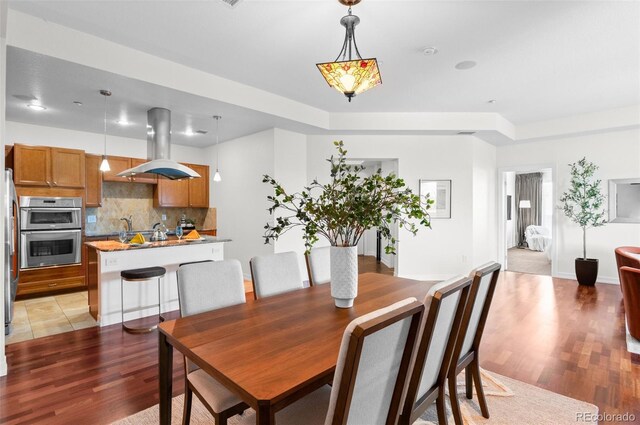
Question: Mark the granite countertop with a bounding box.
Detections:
[85,228,216,238]
[85,236,230,252]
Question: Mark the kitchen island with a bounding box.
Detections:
[85,236,230,326]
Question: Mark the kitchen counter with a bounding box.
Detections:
[85,236,230,252]
[85,236,229,326]
[84,228,217,238]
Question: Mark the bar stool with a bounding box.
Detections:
[120,266,166,334]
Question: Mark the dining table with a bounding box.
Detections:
[158,272,436,425]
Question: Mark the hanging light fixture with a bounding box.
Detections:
[99,90,111,172]
[316,0,381,102]
[212,115,222,182]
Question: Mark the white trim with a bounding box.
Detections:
[554,272,619,285]
[0,356,6,377]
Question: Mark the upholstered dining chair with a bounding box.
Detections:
[615,247,640,292]
[235,298,425,425]
[176,260,249,425]
[448,262,501,425]
[398,276,472,425]
[306,246,331,286]
[619,266,640,340]
[249,251,304,299]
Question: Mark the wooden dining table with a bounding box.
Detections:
[158,272,436,425]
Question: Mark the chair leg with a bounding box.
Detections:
[436,388,448,425]
[448,374,464,425]
[182,385,193,425]
[465,365,473,399]
[471,359,490,418]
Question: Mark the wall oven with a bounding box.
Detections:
[19,196,83,269]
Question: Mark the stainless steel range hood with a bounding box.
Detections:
[117,108,200,180]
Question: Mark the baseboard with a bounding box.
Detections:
[0,354,6,376]
[626,332,640,355]
[554,272,619,285]
[380,257,393,269]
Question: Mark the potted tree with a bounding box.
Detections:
[263,141,433,307]
[559,157,607,286]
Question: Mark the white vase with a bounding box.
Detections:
[330,246,358,308]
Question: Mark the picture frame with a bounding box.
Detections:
[420,179,452,219]
[506,195,512,221]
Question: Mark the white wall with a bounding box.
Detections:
[272,128,308,274]
[505,172,516,248]
[1,0,8,376]
[5,121,208,166]
[472,139,498,267]
[207,129,275,278]
[498,128,640,283]
[307,134,495,280]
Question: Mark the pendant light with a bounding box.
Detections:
[99,90,111,172]
[213,115,222,182]
[316,0,381,102]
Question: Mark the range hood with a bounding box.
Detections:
[117,108,200,180]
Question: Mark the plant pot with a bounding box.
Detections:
[575,258,598,286]
[330,246,358,308]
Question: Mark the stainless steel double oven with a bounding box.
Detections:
[20,196,82,269]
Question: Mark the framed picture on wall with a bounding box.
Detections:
[507,195,512,220]
[419,179,452,219]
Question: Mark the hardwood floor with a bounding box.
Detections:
[1,270,638,424]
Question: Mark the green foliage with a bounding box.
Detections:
[559,157,607,259]
[263,141,433,254]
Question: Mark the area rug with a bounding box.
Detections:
[112,370,597,425]
[507,247,551,276]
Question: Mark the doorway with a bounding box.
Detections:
[500,167,554,276]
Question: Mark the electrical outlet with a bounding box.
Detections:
[87,215,97,223]
[161,214,167,221]
[105,258,118,266]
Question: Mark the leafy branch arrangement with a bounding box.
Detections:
[263,141,433,253]
[559,157,607,259]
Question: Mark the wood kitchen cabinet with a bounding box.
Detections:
[187,164,209,207]
[14,144,86,188]
[85,154,103,207]
[101,156,132,182]
[129,158,158,184]
[154,163,210,208]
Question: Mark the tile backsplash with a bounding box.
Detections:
[85,182,216,233]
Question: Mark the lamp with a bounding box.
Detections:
[212,115,222,182]
[99,90,111,172]
[519,200,531,209]
[316,0,381,102]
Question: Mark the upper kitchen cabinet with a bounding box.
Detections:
[129,158,158,184]
[50,147,86,188]
[85,154,102,207]
[14,144,86,188]
[154,163,209,208]
[187,164,209,208]
[102,156,132,182]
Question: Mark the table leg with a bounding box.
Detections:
[256,401,275,425]
[159,331,173,425]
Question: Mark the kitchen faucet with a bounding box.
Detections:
[120,216,133,232]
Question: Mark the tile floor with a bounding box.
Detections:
[6,291,97,344]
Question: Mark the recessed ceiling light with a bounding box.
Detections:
[13,94,38,101]
[73,101,83,106]
[455,61,477,70]
[26,104,47,111]
[195,130,208,135]
[487,99,497,104]
[116,119,130,125]
[184,129,196,136]
[423,47,438,56]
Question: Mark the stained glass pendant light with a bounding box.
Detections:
[99,90,111,172]
[316,0,381,102]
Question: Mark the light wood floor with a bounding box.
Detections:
[1,270,638,424]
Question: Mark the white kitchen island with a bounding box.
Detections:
[85,237,229,327]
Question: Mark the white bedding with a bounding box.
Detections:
[525,225,552,259]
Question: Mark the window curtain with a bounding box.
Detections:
[516,172,543,247]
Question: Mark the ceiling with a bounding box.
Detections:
[7,0,639,125]
[6,47,323,147]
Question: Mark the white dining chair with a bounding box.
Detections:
[249,251,304,299]
[448,262,502,425]
[398,276,472,425]
[176,260,249,425]
[306,246,331,286]
[235,297,425,425]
